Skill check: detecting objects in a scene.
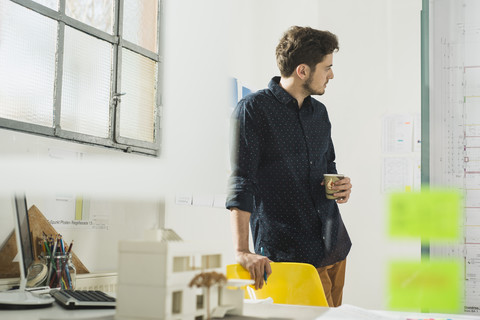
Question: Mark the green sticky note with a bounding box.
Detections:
[388,260,462,312]
[388,190,461,240]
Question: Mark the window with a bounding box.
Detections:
[172,256,191,272]
[0,0,162,156]
[171,291,182,314]
[196,293,204,310]
[201,254,221,269]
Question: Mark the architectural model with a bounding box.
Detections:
[115,229,249,320]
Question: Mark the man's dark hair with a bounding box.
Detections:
[275,26,339,77]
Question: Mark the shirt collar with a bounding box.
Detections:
[268,76,312,108]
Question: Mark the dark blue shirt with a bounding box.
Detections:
[226,77,351,268]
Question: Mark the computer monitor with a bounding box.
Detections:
[0,194,54,309]
[14,195,34,280]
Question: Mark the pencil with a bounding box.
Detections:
[67,240,74,254]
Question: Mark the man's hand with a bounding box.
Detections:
[236,251,272,290]
[230,207,272,289]
[332,176,352,204]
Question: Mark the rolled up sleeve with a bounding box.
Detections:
[226,99,262,213]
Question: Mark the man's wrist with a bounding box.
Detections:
[235,251,254,266]
[235,250,251,257]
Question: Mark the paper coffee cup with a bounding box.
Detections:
[324,174,344,200]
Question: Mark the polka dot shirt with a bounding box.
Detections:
[226,77,351,268]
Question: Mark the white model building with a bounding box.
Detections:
[115,229,248,320]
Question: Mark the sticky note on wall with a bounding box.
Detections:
[388,190,462,240]
[388,260,462,312]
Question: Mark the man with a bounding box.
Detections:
[226,26,352,307]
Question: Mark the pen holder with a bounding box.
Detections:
[40,252,76,289]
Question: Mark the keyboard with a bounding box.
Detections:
[50,289,116,309]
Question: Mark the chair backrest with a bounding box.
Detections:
[226,262,328,307]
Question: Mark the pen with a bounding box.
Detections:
[56,258,61,288]
[260,247,267,285]
[67,240,74,254]
[46,235,58,286]
[65,241,73,289]
[59,235,65,253]
[42,236,50,255]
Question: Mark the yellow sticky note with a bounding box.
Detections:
[388,260,462,313]
[75,196,83,220]
[388,190,462,240]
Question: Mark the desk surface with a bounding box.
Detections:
[245,303,480,320]
[0,303,113,320]
[0,301,479,320]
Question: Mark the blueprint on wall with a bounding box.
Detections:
[429,0,480,313]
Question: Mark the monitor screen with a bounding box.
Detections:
[0,194,54,307]
[14,194,34,277]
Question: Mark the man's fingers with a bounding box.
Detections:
[336,191,350,203]
[334,177,351,189]
[265,262,272,276]
[248,258,270,290]
[251,267,264,290]
[255,276,263,290]
[336,196,349,204]
[333,176,352,204]
[334,182,352,191]
[334,189,350,198]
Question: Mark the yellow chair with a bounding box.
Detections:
[226,262,328,307]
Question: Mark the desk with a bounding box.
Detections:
[0,302,479,320]
[0,303,114,320]
[244,303,480,320]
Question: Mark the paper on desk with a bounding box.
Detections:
[319,304,402,320]
[243,297,274,304]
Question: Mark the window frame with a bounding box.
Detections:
[1,0,163,156]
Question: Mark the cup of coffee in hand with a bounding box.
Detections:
[324,174,345,200]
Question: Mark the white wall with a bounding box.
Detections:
[0,0,422,311]
[160,0,234,269]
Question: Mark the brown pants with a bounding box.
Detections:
[316,259,346,307]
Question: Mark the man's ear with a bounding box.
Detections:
[295,64,310,80]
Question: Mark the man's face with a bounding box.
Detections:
[302,53,334,96]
